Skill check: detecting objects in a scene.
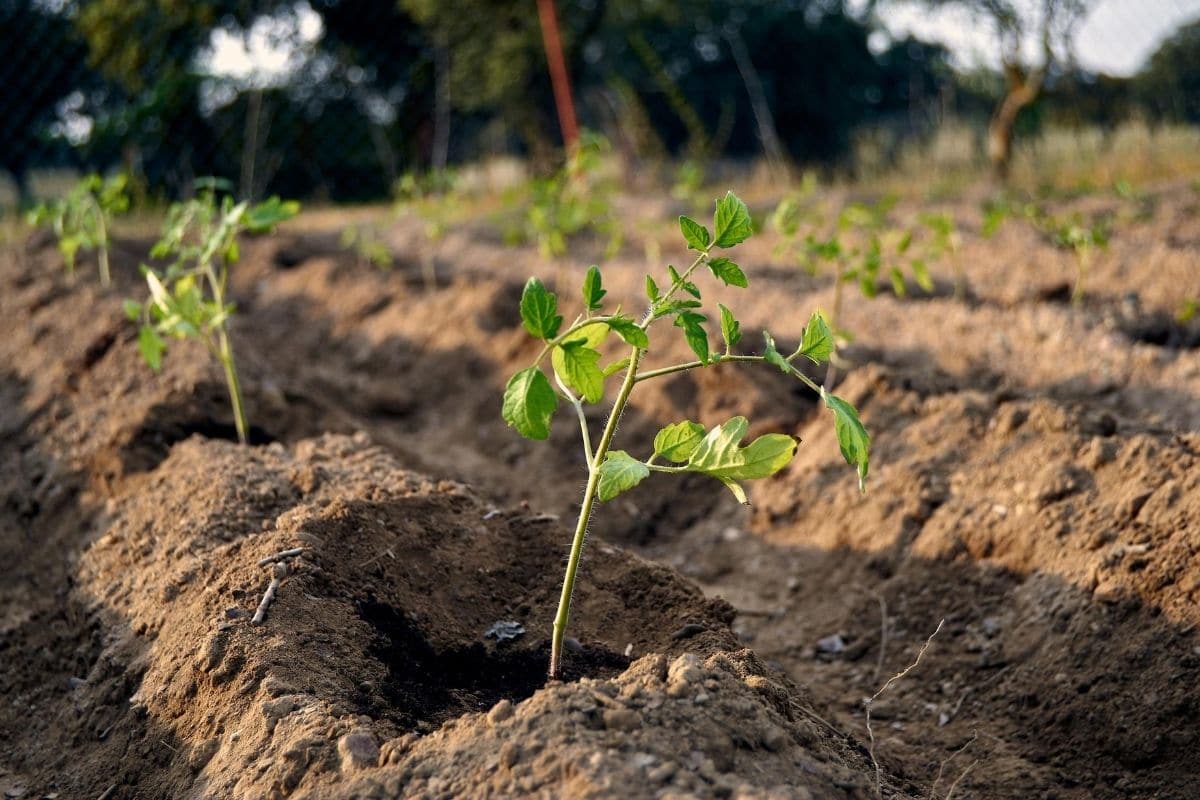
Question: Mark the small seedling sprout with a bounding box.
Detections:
[502,191,870,678]
[124,179,298,444]
[775,194,930,372]
[519,131,621,260]
[28,173,130,287]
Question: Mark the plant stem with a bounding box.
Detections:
[634,353,764,382]
[635,353,821,393]
[96,213,111,288]
[549,345,642,679]
[824,265,847,388]
[216,328,249,445]
[1072,248,1088,307]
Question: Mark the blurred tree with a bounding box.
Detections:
[0,0,97,203]
[897,0,1094,180]
[1135,19,1200,123]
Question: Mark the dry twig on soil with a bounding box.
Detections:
[866,618,945,799]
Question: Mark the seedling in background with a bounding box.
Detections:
[125,180,298,444]
[670,159,707,215]
[340,223,394,271]
[502,191,870,679]
[778,197,932,367]
[516,131,621,260]
[395,169,458,289]
[1048,214,1109,306]
[918,212,962,298]
[28,173,130,287]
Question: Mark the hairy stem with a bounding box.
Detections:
[635,353,821,393]
[549,346,642,678]
[554,371,594,464]
[202,258,249,445]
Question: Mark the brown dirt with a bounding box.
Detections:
[2,178,1199,798]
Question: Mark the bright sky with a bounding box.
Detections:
[199,1,323,85]
[876,0,1200,76]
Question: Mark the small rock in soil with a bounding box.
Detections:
[671,623,706,640]
[815,634,846,655]
[338,730,379,770]
[602,707,641,732]
[499,741,521,769]
[484,620,524,642]
[487,699,514,727]
[563,637,584,653]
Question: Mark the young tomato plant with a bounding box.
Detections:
[1049,214,1109,306]
[502,191,870,678]
[28,173,130,287]
[340,223,394,271]
[917,211,962,297]
[125,182,298,444]
[782,197,930,368]
[394,168,459,288]
[518,132,621,260]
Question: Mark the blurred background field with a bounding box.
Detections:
[3,0,1200,211]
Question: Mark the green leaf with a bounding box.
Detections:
[137,325,165,371]
[716,477,748,504]
[645,274,660,302]
[122,299,143,322]
[501,367,558,440]
[652,299,703,319]
[519,278,563,340]
[674,311,710,363]
[890,267,907,298]
[823,391,870,492]
[582,265,606,311]
[244,197,300,232]
[762,331,791,374]
[679,215,711,251]
[725,434,798,479]
[597,451,650,501]
[718,304,741,350]
[910,258,933,292]
[602,357,630,377]
[653,420,706,462]
[707,257,748,288]
[798,312,834,364]
[713,191,753,248]
[553,340,605,403]
[605,316,649,349]
[683,416,797,502]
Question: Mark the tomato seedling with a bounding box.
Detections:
[340,223,394,271]
[517,132,621,260]
[125,180,298,444]
[1048,214,1109,306]
[502,191,870,678]
[776,196,931,366]
[28,173,130,287]
[917,211,962,298]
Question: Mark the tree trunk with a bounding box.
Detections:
[987,68,1042,182]
[724,26,788,178]
[431,42,451,172]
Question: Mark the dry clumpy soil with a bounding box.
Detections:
[0,237,894,799]
[3,179,1200,798]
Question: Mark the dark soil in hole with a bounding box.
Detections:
[1120,312,1200,349]
[359,601,629,729]
[121,410,276,472]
